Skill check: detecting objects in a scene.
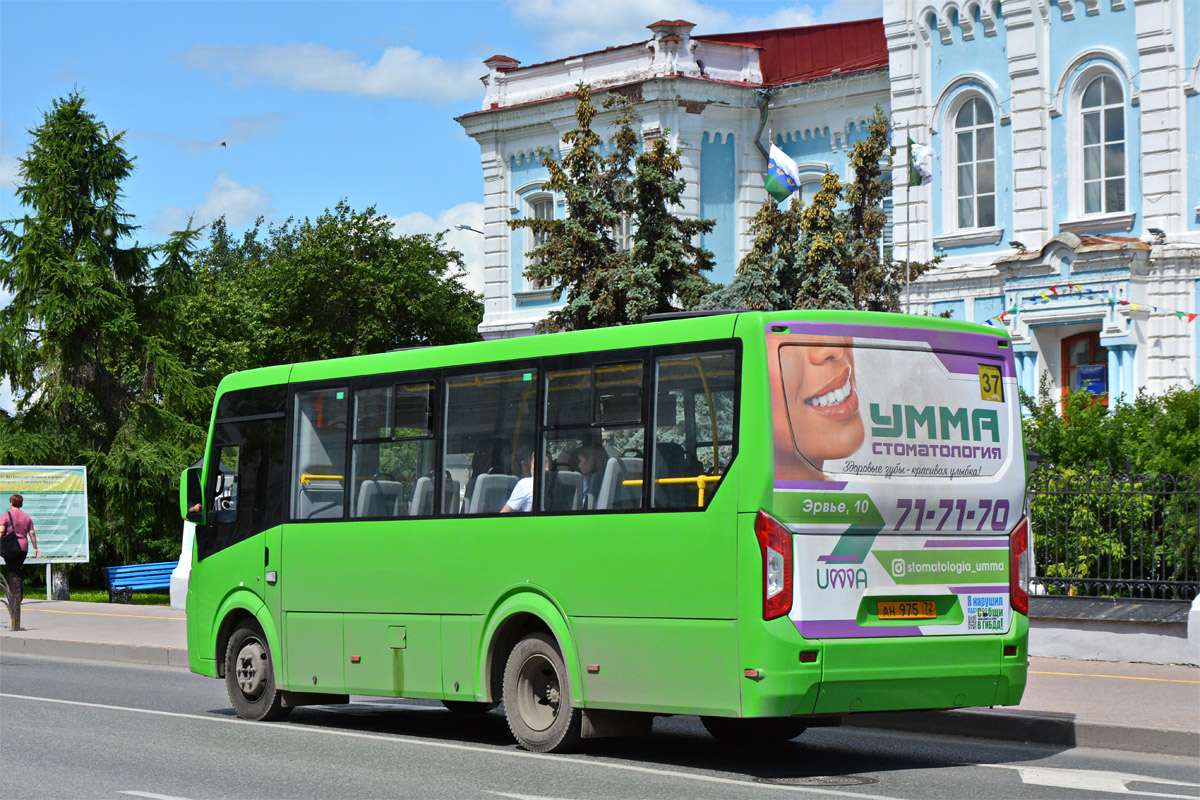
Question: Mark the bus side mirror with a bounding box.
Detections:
[181,467,204,523]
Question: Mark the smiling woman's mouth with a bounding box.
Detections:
[805,369,853,408]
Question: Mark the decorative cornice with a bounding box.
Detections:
[1059,212,1136,235]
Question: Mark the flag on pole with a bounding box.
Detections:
[908,136,935,187]
[764,143,801,203]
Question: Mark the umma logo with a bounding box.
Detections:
[817,567,869,590]
[891,558,906,578]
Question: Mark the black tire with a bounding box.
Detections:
[225,622,291,721]
[700,715,807,745]
[502,632,582,753]
[442,700,498,714]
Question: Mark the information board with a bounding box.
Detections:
[0,466,89,563]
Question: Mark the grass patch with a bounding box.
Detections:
[62,588,172,606]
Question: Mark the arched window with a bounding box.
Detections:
[524,194,553,290]
[1080,75,1125,214]
[953,97,996,229]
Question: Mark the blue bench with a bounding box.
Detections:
[104,561,177,603]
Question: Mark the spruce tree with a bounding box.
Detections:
[510,84,714,330]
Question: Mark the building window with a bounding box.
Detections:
[611,213,633,253]
[1061,332,1107,400]
[524,194,553,290]
[1081,75,1125,215]
[954,97,995,229]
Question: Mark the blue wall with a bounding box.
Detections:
[700,132,737,285]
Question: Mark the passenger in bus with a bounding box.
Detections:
[573,441,607,510]
[773,335,865,481]
[501,447,536,513]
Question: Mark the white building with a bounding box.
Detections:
[458,6,1200,401]
[456,19,891,339]
[887,0,1200,402]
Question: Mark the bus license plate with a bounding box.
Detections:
[877,600,937,620]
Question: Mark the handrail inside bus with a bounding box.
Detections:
[622,474,723,508]
[300,474,344,485]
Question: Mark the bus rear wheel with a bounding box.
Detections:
[700,715,807,745]
[502,632,582,753]
[225,621,291,722]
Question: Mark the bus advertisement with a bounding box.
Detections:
[180,310,1028,752]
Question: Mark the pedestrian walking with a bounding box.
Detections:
[1,494,40,630]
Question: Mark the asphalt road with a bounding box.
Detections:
[2,653,1198,800]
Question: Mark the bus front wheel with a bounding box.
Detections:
[700,715,807,745]
[502,632,582,753]
[225,622,291,722]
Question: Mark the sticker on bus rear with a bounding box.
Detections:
[793,532,1012,638]
[765,322,1024,536]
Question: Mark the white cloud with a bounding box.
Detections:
[389,202,486,295]
[181,43,482,103]
[0,150,20,193]
[150,172,271,235]
[507,0,881,55]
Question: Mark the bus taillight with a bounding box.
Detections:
[755,511,793,620]
[1009,516,1030,616]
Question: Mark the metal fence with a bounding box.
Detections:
[1027,469,1199,601]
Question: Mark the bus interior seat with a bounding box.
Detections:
[544,469,583,511]
[408,476,434,517]
[356,478,404,518]
[442,477,461,515]
[653,442,689,508]
[469,473,518,514]
[299,465,344,519]
[596,457,642,510]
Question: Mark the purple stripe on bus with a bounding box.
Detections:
[794,619,924,638]
[775,480,848,491]
[949,586,1008,594]
[768,322,1017,378]
[817,554,862,563]
[923,539,1009,548]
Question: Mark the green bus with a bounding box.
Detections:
[180,309,1029,752]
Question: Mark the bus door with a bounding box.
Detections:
[197,411,288,611]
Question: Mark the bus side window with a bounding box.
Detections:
[541,360,645,513]
[291,387,349,520]
[350,381,437,519]
[214,445,240,523]
[651,349,738,509]
[444,366,538,515]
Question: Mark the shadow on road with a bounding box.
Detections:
[209,698,1073,784]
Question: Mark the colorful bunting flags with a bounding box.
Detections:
[984,283,1198,326]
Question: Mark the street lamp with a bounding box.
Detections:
[454,224,484,235]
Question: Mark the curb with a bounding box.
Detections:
[0,634,189,669]
[843,709,1199,758]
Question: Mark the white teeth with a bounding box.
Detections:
[806,376,852,407]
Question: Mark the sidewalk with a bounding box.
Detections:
[2,599,1197,756]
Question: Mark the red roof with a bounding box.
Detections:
[696,18,887,84]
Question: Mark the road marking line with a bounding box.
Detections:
[978,762,1200,799]
[28,609,185,622]
[2,693,903,800]
[121,792,198,800]
[1029,670,1200,685]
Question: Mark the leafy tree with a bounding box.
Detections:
[190,202,482,370]
[794,171,854,309]
[511,84,714,330]
[0,92,208,567]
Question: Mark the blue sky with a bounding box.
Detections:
[0,0,880,412]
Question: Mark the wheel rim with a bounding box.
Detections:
[235,638,268,699]
[514,653,560,732]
